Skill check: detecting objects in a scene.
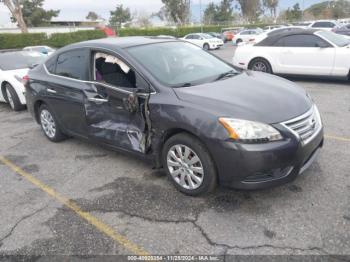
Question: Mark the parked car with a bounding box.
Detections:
[221,27,244,42]
[232,28,264,45]
[181,33,224,50]
[0,51,46,111]
[207,32,223,39]
[263,25,289,32]
[233,29,350,79]
[23,46,56,56]
[26,37,323,196]
[156,35,177,39]
[308,20,340,31]
[333,24,350,36]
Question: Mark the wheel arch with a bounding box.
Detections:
[248,56,274,73]
[153,127,218,176]
[1,81,10,101]
[33,99,46,124]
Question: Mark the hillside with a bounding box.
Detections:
[305,0,350,19]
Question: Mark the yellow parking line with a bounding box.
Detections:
[0,156,149,256]
[325,135,350,142]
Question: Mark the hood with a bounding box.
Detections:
[174,71,312,124]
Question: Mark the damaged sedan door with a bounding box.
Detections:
[84,51,151,153]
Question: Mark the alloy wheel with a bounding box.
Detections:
[6,87,14,109]
[40,109,56,138]
[166,144,204,190]
[252,61,267,72]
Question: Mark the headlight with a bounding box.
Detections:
[219,118,283,143]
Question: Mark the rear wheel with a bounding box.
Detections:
[248,58,273,74]
[39,104,66,142]
[162,133,217,196]
[4,83,25,111]
[203,43,210,50]
[236,39,243,44]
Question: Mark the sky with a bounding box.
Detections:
[0,0,328,26]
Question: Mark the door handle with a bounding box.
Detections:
[88,97,108,103]
[47,88,57,94]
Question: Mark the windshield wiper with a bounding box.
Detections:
[215,70,238,81]
[174,82,193,88]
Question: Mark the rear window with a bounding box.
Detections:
[55,49,89,80]
[274,34,330,47]
[0,52,45,71]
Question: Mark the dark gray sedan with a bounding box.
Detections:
[25,37,324,196]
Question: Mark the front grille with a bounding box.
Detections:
[243,166,294,183]
[282,105,322,145]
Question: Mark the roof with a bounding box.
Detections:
[256,29,319,46]
[63,36,178,52]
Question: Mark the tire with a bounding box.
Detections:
[203,43,210,50]
[236,39,243,44]
[162,133,217,196]
[39,104,66,142]
[4,83,25,111]
[248,58,273,74]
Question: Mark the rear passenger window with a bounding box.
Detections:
[275,34,330,47]
[45,57,56,74]
[55,50,88,80]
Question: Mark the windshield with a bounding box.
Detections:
[127,42,236,87]
[317,31,350,47]
[0,52,46,70]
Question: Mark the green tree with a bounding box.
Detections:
[332,0,350,19]
[109,4,131,27]
[204,0,235,24]
[215,0,235,23]
[11,0,59,27]
[0,0,28,32]
[86,11,99,21]
[204,2,216,24]
[161,0,190,25]
[237,0,262,22]
[263,0,279,19]
[284,3,302,22]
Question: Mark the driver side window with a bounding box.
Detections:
[93,52,137,89]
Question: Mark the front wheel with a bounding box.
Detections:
[39,104,67,142]
[248,58,273,74]
[162,133,217,196]
[203,43,210,50]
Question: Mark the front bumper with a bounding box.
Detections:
[207,126,324,190]
[210,43,224,49]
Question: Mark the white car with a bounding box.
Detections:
[232,29,350,78]
[308,20,340,31]
[232,29,264,45]
[181,33,224,50]
[23,46,56,56]
[0,51,46,111]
